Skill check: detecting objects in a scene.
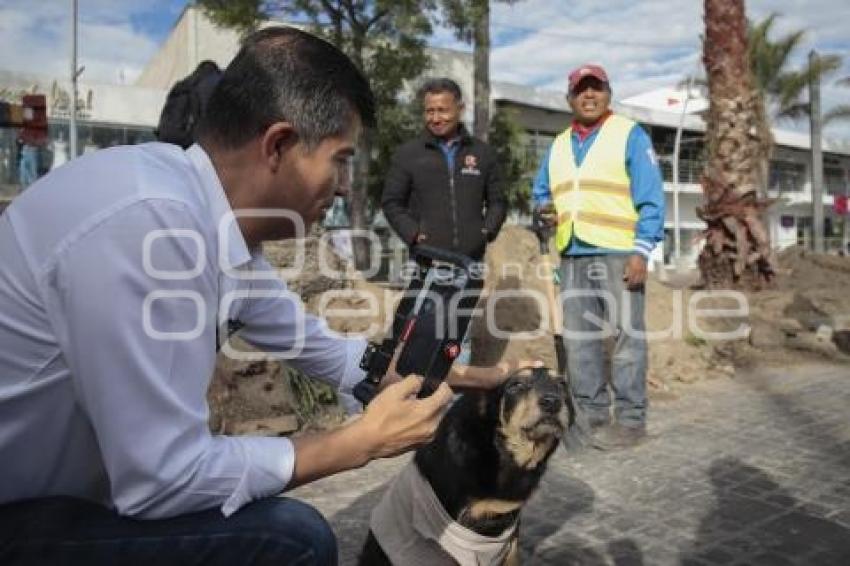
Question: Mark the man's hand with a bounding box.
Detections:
[535,202,558,228]
[375,344,405,392]
[287,376,451,489]
[623,254,648,290]
[356,375,452,459]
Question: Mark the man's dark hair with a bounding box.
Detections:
[197,26,375,149]
[418,78,463,103]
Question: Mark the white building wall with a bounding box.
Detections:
[135,9,192,89]
[135,7,242,90]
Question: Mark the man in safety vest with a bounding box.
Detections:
[533,64,665,448]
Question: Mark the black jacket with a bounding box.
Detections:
[381,127,507,260]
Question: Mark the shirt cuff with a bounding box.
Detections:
[633,239,655,260]
[339,337,368,396]
[221,436,294,517]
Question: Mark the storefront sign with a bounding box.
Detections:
[48,81,93,119]
[0,81,93,120]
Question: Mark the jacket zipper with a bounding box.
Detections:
[448,158,459,249]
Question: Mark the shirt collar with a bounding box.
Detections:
[571,110,613,141]
[423,124,471,147]
[186,144,252,270]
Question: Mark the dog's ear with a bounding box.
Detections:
[558,377,577,427]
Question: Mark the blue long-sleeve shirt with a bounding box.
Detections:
[532,121,665,259]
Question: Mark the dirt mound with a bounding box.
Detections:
[209,234,365,434]
[741,247,850,361]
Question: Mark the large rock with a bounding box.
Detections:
[816,325,834,342]
[786,332,840,358]
[748,321,786,349]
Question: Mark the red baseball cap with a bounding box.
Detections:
[568,64,609,94]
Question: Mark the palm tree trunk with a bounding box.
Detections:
[698,0,775,289]
[472,0,490,141]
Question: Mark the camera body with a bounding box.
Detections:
[352,245,484,406]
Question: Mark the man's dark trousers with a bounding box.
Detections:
[0,496,337,565]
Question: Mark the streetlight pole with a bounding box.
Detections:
[672,72,696,267]
[809,50,825,254]
[69,0,79,159]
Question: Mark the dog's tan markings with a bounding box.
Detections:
[499,390,555,469]
[462,498,524,522]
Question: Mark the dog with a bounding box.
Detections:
[359,366,573,566]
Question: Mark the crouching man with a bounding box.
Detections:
[0,27,523,566]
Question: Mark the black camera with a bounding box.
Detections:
[352,245,484,406]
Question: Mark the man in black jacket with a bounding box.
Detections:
[382,78,506,261]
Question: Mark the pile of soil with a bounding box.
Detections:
[208,234,378,434]
[727,246,850,365]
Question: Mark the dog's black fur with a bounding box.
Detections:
[359,367,573,565]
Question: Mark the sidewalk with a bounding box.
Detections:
[291,363,850,565]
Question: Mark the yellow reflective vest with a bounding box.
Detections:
[549,114,637,252]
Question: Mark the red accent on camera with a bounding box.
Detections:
[445,342,460,360]
[401,318,417,342]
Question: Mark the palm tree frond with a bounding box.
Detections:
[777,102,809,120]
[824,105,850,125]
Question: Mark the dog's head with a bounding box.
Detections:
[490,366,573,469]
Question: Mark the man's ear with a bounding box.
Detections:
[260,122,298,173]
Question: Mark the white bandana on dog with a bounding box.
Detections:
[370,461,518,566]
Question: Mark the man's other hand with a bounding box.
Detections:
[357,375,452,460]
[623,254,647,289]
[535,202,558,228]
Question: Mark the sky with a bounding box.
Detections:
[1,0,848,137]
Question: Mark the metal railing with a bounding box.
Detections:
[659,158,705,185]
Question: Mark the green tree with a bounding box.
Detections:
[487,107,529,213]
[437,0,522,141]
[198,0,434,268]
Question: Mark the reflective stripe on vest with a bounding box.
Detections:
[549,114,638,252]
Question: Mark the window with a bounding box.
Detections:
[769,160,805,193]
[824,166,847,196]
[651,127,705,184]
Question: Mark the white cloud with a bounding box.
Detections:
[0,0,167,85]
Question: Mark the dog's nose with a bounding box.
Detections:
[539,393,562,414]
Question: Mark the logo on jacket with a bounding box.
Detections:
[461,154,481,176]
